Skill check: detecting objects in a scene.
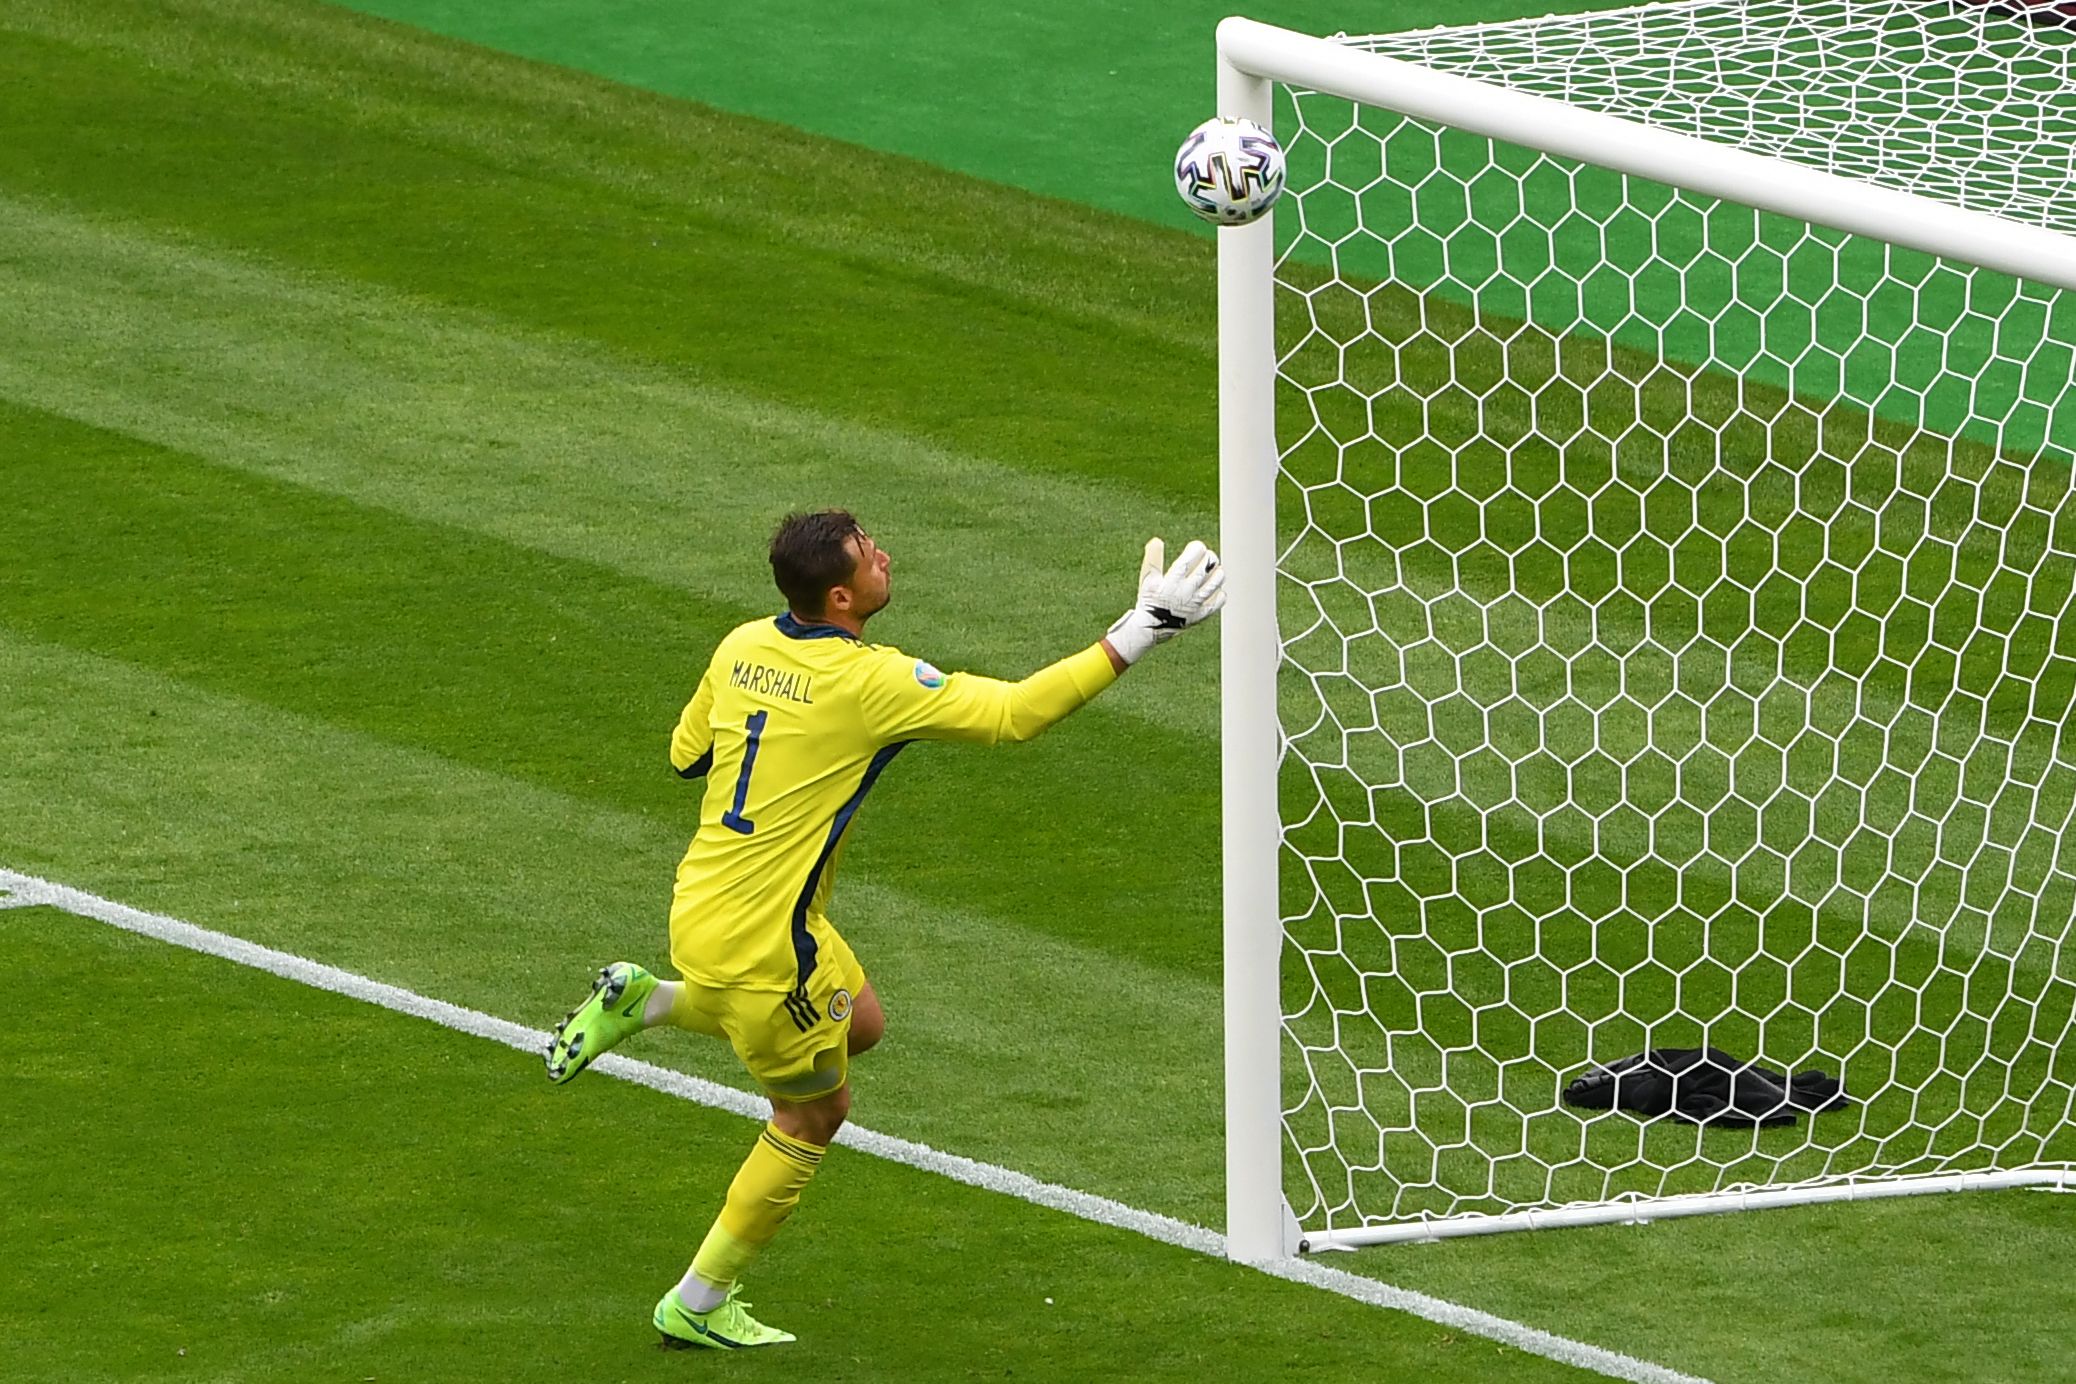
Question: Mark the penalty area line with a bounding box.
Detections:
[0,867,1709,1384]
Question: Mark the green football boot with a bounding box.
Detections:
[653,1283,796,1350]
[543,962,659,1084]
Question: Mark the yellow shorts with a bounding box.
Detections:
[671,930,865,1102]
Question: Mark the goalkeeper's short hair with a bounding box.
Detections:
[769,509,863,617]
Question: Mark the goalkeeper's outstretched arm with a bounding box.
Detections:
[860,538,1226,747]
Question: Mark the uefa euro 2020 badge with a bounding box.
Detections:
[913,660,946,690]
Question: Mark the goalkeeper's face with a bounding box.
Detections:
[830,531,892,621]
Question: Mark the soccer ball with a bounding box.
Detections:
[1173,117,1287,226]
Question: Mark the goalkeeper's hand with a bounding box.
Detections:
[1103,538,1227,667]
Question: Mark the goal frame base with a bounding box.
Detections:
[1300,1166,2076,1251]
[1216,11,2076,1257]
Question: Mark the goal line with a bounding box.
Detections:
[0,866,1709,1384]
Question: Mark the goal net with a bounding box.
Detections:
[1216,1,2076,1255]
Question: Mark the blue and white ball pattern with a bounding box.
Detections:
[1173,116,1287,226]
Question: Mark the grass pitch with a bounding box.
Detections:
[4,1,2076,1381]
[3,905,1560,1384]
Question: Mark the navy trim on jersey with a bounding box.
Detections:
[774,612,860,642]
[677,749,715,779]
[788,740,913,987]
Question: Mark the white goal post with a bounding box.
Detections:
[1217,2,2076,1260]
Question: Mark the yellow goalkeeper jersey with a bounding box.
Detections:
[667,612,1118,992]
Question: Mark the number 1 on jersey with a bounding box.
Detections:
[721,710,767,835]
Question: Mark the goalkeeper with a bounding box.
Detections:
[544,509,1226,1349]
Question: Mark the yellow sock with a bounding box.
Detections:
[665,982,706,1032]
[685,1123,825,1297]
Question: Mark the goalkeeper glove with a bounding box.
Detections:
[1104,538,1228,666]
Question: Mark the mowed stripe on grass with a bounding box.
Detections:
[0,904,1627,1384]
[0,624,1226,1223]
[0,191,1222,740]
[0,881,1706,1384]
[0,0,1219,487]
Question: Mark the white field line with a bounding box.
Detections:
[0,867,1710,1384]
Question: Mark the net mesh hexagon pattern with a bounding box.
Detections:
[1270,0,2076,1237]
